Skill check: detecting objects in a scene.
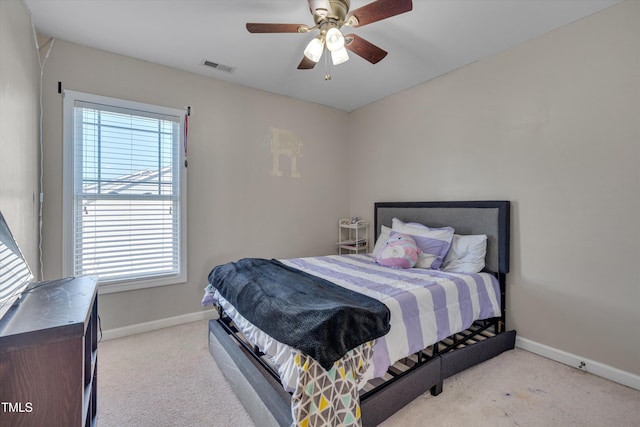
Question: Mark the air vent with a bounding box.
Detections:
[202,60,235,73]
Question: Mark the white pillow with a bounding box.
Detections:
[371,225,391,257]
[441,234,488,273]
[391,218,454,269]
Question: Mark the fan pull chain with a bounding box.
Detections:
[324,46,332,80]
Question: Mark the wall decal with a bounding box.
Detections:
[269,127,302,178]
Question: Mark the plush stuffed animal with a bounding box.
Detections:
[375,233,421,269]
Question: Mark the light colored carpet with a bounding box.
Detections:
[98,319,252,427]
[98,320,640,427]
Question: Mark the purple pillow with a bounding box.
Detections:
[391,218,455,269]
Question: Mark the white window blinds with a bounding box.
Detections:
[65,93,186,288]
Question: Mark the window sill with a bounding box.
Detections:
[97,274,186,294]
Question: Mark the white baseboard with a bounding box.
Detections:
[101,310,217,341]
[516,336,639,391]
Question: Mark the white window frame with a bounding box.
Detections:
[62,90,187,294]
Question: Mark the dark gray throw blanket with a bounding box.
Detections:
[208,258,390,370]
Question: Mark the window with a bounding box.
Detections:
[63,91,187,293]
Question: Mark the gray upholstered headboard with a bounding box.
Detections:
[374,201,510,274]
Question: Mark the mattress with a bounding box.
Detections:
[203,253,502,392]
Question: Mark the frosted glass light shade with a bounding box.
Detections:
[331,46,349,65]
[325,27,345,52]
[303,37,324,62]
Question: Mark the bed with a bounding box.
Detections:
[203,201,515,426]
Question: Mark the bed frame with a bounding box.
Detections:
[208,201,516,426]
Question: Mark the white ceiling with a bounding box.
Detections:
[24,0,622,112]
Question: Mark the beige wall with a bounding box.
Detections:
[39,40,350,330]
[348,1,639,374]
[0,0,40,276]
[6,0,638,377]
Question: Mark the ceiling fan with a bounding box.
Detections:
[246,0,413,70]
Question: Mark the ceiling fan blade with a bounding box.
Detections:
[344,34,387,64]
[246,23,308,33]
[297,56,317,70]
[346,0,413,27]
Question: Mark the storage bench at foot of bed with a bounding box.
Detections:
[208,318,516,427]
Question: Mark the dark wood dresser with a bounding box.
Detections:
[0,276,98,427]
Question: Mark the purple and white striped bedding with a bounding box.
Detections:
[282,254,501,378]
[206,253,501,392]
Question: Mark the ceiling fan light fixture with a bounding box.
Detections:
[246,0,414,71]
[325,27,345,52]
[331,46,349,65]
[304,37,324,62]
